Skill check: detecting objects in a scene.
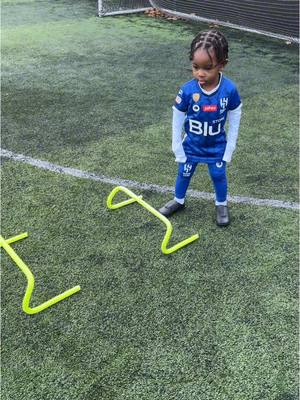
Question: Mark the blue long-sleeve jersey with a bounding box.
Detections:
[173,74,241,163]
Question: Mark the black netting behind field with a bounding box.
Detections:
[99,0,299,41]
[150,0,299,40]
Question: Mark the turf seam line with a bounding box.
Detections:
[1,148,299,210]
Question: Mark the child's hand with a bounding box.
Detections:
[222,145,235,163]
[175,155,187,163]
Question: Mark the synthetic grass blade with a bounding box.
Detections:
[0,233,81,315]
[107,186,199,254]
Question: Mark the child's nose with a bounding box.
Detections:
[197,69,206,77]
[197,67,206,74]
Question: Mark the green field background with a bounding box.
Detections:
[1,1,299,399]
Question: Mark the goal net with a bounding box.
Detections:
[98,0,299,43]
[98,0,151,16]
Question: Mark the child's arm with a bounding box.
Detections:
[223,104,242,163]
[172,106,187,163]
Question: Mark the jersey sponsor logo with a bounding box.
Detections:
[192,104,200,112]
[212,117,225,124]
[192,93,200,102]
[175,95,182,104]
[202,105,218,112]
[189,119,221,136]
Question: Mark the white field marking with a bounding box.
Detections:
[1,148,299,210]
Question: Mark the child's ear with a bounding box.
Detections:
[219,59,228,70]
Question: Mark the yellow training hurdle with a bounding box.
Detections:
[107,186,199,254]
[0,233,81,315]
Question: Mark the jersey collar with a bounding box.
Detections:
[198,73,223,95]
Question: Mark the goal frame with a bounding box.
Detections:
[97,0,152,16]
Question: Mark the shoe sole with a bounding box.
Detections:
[216,220,230,227]
[159,205,185,217]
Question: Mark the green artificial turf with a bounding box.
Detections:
[1,160,299,400]
[2,1,299,202]
[1,0,299,399]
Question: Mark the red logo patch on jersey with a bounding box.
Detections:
[202,105,218,112]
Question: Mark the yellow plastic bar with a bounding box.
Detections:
[5,232,29,244]
[107,186,199,254]
[0,234,81,315]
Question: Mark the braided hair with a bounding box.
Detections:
[189,29,228,65]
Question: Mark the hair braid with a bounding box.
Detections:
[189,29,229,64]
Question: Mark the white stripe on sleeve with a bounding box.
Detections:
[172,106,187,163]
[223,104,242,163]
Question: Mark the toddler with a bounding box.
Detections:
[159,29,242,226]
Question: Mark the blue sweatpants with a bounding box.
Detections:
[175,160,227,203]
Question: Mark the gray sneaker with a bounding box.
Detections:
[159,199,185,217]
[216,205,230,226]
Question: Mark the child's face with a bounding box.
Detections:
[192,48,225,90]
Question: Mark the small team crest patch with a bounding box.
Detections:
[192,93,200,102]
[175,95,182,104]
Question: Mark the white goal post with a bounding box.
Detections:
[98,0,152,16]
[98,0,299,43]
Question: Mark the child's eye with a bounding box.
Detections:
[193,65,213,71]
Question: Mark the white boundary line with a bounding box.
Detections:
[1,148,299,211]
